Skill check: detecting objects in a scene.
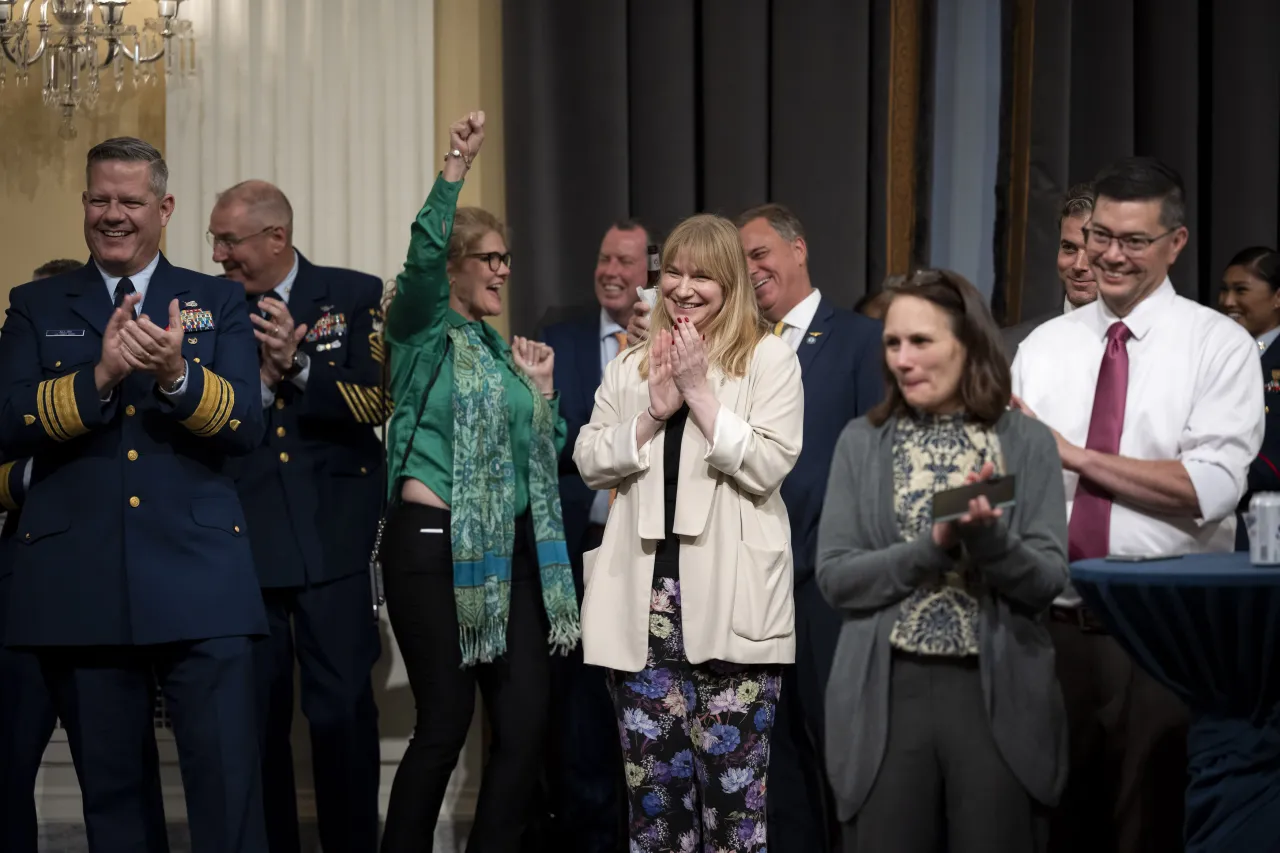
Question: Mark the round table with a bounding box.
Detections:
[1072,553,1280,852]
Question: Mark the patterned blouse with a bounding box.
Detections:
[889,412,1004,657]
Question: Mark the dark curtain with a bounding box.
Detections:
[503,0,900,335]
[995,0,1280,323]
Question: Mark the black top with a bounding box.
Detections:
[652,404,689,579]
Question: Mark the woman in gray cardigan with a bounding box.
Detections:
[816,269,1069,853]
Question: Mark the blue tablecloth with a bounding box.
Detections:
[1073,554,1280,852]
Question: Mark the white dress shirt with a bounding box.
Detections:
[258,252,310,408]
[771,289,822,352]
[589,310,630,526]
[1012,278,1264,598]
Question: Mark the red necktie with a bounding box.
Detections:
[1068,322,1132,561]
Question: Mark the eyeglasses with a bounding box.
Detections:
[1081,226,1178,256]
[205,226,276,252]
[466,251,513,272]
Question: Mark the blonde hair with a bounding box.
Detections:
[447,207,507,269]
[637,214,767,379]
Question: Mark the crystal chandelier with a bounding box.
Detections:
[0,1,196,138]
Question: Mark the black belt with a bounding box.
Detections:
[1049,604,1109,634]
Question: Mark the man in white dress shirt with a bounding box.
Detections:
[1002,183,1099,358]
[1012,157,1264,853]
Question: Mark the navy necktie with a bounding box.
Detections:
[113,277,138,319]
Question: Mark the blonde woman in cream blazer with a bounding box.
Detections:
[573,213,803,852]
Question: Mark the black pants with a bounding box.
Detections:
[1047,621,1188,853]
[847,654,1045,853]
[255,571,382,853]
[380,503,551,853]
[531,522,625,853]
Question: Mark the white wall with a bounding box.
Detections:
[37,0,484,841]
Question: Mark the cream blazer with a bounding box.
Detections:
[572,333,804,673]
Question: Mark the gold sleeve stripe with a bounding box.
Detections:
[337,381,380,424]
[370,334,387,365]
[36,372,86,442]
[359,385,392,423]
[0,461,16,511]
[181,367,236,437]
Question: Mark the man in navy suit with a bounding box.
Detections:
[628,205,884,853]
[208,180,384,853]
[533,220,652,852]
[737,204,883,853]
[0,261,166,853]
[0,137,268,852]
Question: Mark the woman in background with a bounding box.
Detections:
[574,213,804,851]
[817,269,1068,853]
[379,110,579,852]
[1219,246,1280,549]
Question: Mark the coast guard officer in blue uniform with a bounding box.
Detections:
[208,180,384,853]
[0,263,165,853]
[0,137,268,852]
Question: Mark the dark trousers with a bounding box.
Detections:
[41,637,265,853]
[254,572,382,853]
[768,580,842,853]
[0,642,59,853]
[380,503,551,853]
[1047,621,1189,853]
[1,574,166,853]
[531,523,624,853]
[847,654,1045,853]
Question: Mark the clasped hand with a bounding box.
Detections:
[98,293,186,391]
[253,297,308,386]
[648,318,708,419]
[932,461,1003,550]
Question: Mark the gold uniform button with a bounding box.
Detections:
[125,405,137,417]
[193,357,201,364]
[360,466,368,475]
[188,337,197,345]
[233,525,241,534]
[276,426,286,437]
[279,452,290,463]
[54,360,62,368]
[127,450,138,461]
[129,496,141,508]
[275,398,286,410]
[328,361,336,366]
[24,533,31,541]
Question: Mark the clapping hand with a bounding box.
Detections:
[119,299,187,389]
[94,291,142,393]
[647,330,682,420]
[670,316,710,399]
[627,298,652,342]
[512,336,555,396]
[252,297,308,378]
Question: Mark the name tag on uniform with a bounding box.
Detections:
[45,329,85,337]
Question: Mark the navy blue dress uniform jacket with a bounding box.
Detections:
[782,298,883,587]
[226,253,387,588]
[0,256,268,647]
[1237,342,1280,550]
[541,312,604,574]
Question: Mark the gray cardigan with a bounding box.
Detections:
[815,410,1070,823]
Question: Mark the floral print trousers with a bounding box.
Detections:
[609,575,782,852]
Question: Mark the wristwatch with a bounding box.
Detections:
[283,350,309,379]
[160,362,187,395]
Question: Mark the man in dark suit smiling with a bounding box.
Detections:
[736,204,883,853]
